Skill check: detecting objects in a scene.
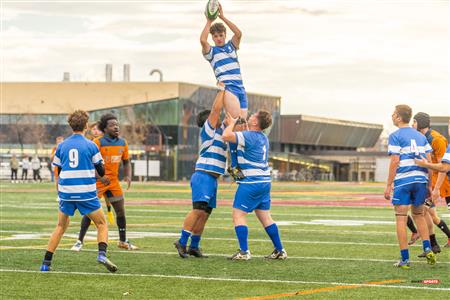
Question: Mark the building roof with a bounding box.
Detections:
[273,115,383,148]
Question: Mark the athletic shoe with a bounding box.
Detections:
[408,232,420,245]
[393,260,410,269]
[70,240,83,252]
[425,250,437,265]
[188,247,208,258]
[174,240,188,258]
[97,255,118,273]
[432,244,441,254]
[265,249,288,260]
[447,202,450,211]
[227,167,245,181]
[107,210,115,225]
[229,249,251,260]
[118,240,139,251]
[40,264,51,272]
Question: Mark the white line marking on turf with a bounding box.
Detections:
[0,269,448,291]
[2,247,448,265]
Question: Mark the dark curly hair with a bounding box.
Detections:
[196,110,211,128]
[98,113,118,133]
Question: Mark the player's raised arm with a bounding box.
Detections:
[222,112,239,143]
[200,17,213,55]
[218,3,242,49]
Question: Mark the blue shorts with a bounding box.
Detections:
[233,182,271,213]
[190,171,218,208]
[225,85,248,109]
[392,183,428,207]
[59,198,101,216]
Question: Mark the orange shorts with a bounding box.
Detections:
[97,180,124,203]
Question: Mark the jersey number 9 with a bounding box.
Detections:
[69,149,79,168]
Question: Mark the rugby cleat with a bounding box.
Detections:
[118,240,139,251]
[40,261,51,272]
[393,260,410,269]
[432,244,441,254]
[227,167,245,181]
[174,240,189,258]
[425,250,437,265]
[228,249,251,260]
[408,232,420,245]
[265,249,288,260]
[70,240,83,252]
[187,247,208,258]
[97,255,118,273]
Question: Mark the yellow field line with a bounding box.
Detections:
[239,279,405,300]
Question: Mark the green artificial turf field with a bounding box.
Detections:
[1,182,449,299]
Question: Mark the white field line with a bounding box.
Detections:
[0,269,449,291]
[0,231,422,247]
[2,247,446,265]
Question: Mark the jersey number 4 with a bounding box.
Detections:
[410,139,419,156]
[69,149,79,168]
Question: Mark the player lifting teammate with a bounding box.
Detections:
[174,85,227,258]
[201,2,246,180]
[40,110,117,272]
[71,113,138,251]
[384,105,436,268]
[222,110,287,260]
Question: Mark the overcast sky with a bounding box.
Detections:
[2,0,449,132]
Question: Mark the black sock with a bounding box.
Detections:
[430,234,438,247]
[407,216,417,233]
[446,196,450,206]
[117,216,126,242]
[78,216,91,242]
[98,242,107,256]
[107,205,112,212]
[43,251,53,265]
[437,220,450,238]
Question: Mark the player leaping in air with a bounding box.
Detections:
[201,2,246,180]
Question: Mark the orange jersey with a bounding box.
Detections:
[426,129,450,197]
[93,136,129,180]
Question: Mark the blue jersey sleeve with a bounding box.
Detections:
[203,46,214,62]
[200,120,215,142]
[388,133,400,156]
[90,142,103,165]
[52,144,62,167]
[236,131,257,149]
[442,145,450,165]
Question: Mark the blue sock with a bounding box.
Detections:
[179,229,191,247]
[265,223,283,251]
[98,250,106,257]
[229,143,238,168]
[190,235,201,249]
[400,249,409,262]
[235,225,248,252]
[422,240,431,252]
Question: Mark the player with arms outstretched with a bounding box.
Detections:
[201,2,246,179]
[40,110,117,272]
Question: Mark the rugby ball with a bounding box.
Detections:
[205,0,219,20]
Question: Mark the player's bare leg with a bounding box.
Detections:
[188,211,210,258]
[175,209,205,258]
[88,208,117,273]
[40,211,70,271]
[411,205,436,264]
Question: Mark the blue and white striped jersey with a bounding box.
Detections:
[195,120,228,175]
[204,40,244,89]
[53,134,103,201]
[235,131,271,184]
[388,127,432,188]
[442,144,450,179]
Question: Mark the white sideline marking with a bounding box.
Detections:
[2,247,448,265]
[0,269,449,291]
[0,230,412,247]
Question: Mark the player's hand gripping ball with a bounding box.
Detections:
[205,0,220,20]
